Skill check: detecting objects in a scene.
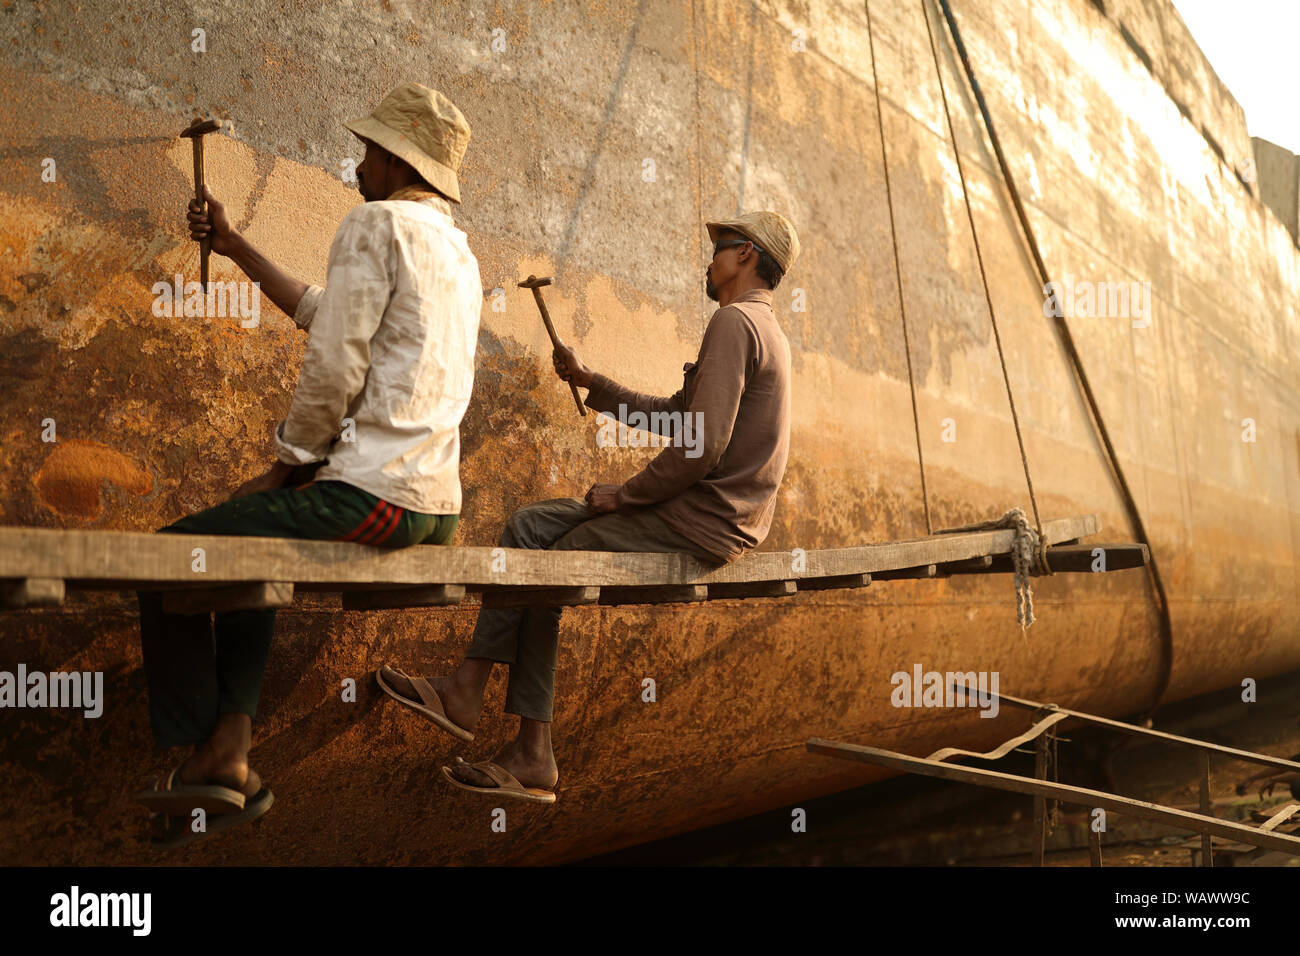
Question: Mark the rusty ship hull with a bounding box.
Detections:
[0,0,1296,864]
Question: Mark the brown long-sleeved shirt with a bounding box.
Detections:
[584,287,791,564]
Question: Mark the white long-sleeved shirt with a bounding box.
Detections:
[273,194,481,514]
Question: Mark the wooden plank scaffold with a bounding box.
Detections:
[0,513,1146,614]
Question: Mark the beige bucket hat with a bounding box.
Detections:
[705,211,800,274]
[345,83,471,203]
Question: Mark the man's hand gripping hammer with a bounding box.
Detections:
[519,275,586,417]
[180,117,222,290]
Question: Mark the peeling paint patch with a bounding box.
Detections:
[35,439,153,519]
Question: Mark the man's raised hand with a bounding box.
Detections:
[552,344,593,390]
[187,184,238,257]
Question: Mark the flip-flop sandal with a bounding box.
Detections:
[134,765,246,817]
[441,758,557,805]
[375,664,474,742]
[150,787,276,849]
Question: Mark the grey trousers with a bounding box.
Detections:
[465,497,722,722]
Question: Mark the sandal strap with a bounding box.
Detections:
[471,761,523,792]
[407,676,446,717]
[384,665,446,717]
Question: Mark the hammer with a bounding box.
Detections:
[519,275,586,417]
[179,117,222,290]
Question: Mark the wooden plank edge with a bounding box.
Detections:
[874,564,937,581]
[162,582,294,614]
[480,586,600,608]
[599,585,708,606]
[0,577,65,609]
[342,585,466,610]
[796,573,870,592]
[708,580,797,600]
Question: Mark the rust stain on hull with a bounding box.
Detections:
[34,440,153,520]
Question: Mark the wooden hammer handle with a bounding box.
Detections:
[192,137,210,290]
[530,288,586,417]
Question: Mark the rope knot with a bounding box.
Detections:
[937,508,1051,631]
[1003,507,1039,632]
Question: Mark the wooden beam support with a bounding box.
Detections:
[935,555,992,576]
[1039,543,1148,573]
[480,587,600,608]
[947,543,1149,575]
[796,572,871,592]
[945,555,1016,574]
[874,564,937,580]
[600,585,707,606]
[708,580,796,600]
[0,577,65,609]
[342,585,466,611]
[162,582,294,614]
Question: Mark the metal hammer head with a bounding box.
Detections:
[180,118,222,139]
[518,275,554,289]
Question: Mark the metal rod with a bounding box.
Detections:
[927,710,1069,763]
[1034,733,1048,866]
[947,684,1300,773]
[805,738,1300,856]
[1200,751,1214,868]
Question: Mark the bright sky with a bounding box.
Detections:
[1170,0,1300,154]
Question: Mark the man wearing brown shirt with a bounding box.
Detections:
[375,211,799,803]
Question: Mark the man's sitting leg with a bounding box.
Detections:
[375,497,593,739]
[137,480,457,839]
[380,499,718,802]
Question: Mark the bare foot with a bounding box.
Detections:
[176,743,249,794]
[451,738,558,791]
[146,768,263,840]
[379,665,482,731]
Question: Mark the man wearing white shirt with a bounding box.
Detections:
[133,84,480,844]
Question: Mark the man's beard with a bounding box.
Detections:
[705,269,718,301]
